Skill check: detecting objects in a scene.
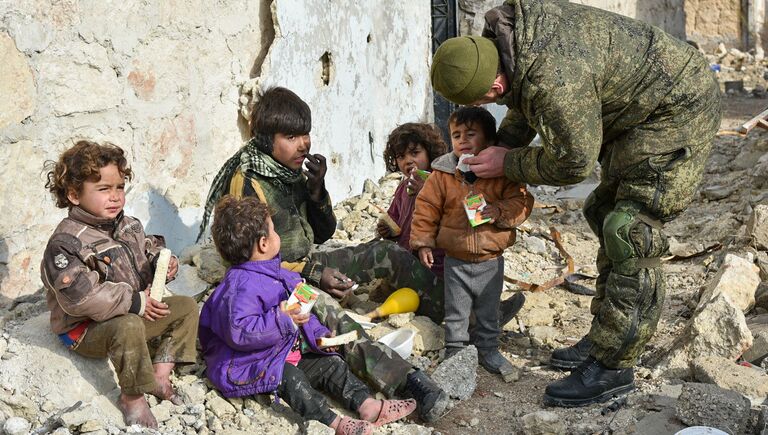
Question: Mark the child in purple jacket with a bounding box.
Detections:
[199,196,416,435]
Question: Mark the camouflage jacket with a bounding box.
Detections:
[41,207,165,334]
[228,167,337,284]
[484,0,721,185]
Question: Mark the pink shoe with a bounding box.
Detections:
[335,416,373,435]
[373,398,417,426]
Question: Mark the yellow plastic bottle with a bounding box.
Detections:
[367,288,420,319]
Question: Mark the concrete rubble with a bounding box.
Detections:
[675,382,752,434]
[650,293,753,379]
[431,345,478,401]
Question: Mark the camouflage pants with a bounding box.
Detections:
[312,291,413,398]
[584,103,720,368]
[308,239,444,323]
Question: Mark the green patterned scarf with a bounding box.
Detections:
[197,134,303,241]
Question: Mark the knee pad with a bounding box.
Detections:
[603,201,667,270]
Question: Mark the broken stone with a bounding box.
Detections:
[697,253,760,312]
[0,391,37,421]
[194,245,227,285]
[520,411,564,435]
[432,345,477,400]
[168,264,210,298]
[78,419,103,432]
[651,294,752,379]
[675,382,751,434]
[177,379,208,405]
[757,251,768,280]
[691,355,768,404]
[521,235,548,255]
[748,204,768,250]
[151,401,175,423]
[757,406,768,435]
[630,408,686,435]
[527,326,558,348]
[406,316,444,353]
[3,417,31,435]
[304,419,334,434]
[204,391,236,418]
[387,312,415,328]
[743,327,768,365]
[755,281,768,310]
[515,292,557,328]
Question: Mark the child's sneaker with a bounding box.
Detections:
[478,348,515,378]
[444,345,465,360]
[335,416,373,435]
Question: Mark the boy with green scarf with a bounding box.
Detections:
[199,87,449,422]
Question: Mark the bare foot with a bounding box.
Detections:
[117,393,158,428]
[151,362,182,405]
[357,398,381,422]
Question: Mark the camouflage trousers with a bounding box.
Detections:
[584,104,720,368]
[312,291,413,398]
[308,239,444,323]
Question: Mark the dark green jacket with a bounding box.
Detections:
[228,168,336,283]
[485,0,720,185]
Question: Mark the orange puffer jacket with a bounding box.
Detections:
[410,152,534,262]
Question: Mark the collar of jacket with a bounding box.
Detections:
[68,206,124,231]
[230,255,285,278]
[432,153,459,173]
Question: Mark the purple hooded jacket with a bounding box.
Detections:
[199,257,331,397]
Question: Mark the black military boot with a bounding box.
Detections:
[549,336,593,369]
[405,370,450,422]
[498,292,526,327]
[543,357,634,407]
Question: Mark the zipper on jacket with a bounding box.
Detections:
[112,220,146,291]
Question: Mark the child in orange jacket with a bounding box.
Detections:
[410,106,533,378]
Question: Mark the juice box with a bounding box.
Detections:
[464,193,491,227]
[286,282,319,315]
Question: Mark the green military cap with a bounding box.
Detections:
[431,36,499,105]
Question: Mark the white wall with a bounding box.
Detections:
[0,0,432,301]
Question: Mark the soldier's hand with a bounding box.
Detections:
[418,247,434,269]
[464,146,510,178]
[304,153,328,201]
[143,291,170,321]
[319,267,356,299]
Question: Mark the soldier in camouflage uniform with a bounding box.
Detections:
[199,87,449,421]
[431,0,721,406]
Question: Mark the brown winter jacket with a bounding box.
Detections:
[410,153,534,262]
[41,207,166,334]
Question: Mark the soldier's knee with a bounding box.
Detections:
[603,209,638,263]
[603,201,662,259]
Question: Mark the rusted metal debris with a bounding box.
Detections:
[504,226,596,295]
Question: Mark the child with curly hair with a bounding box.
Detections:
[41,140,199,428]
[379,123,448,276]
